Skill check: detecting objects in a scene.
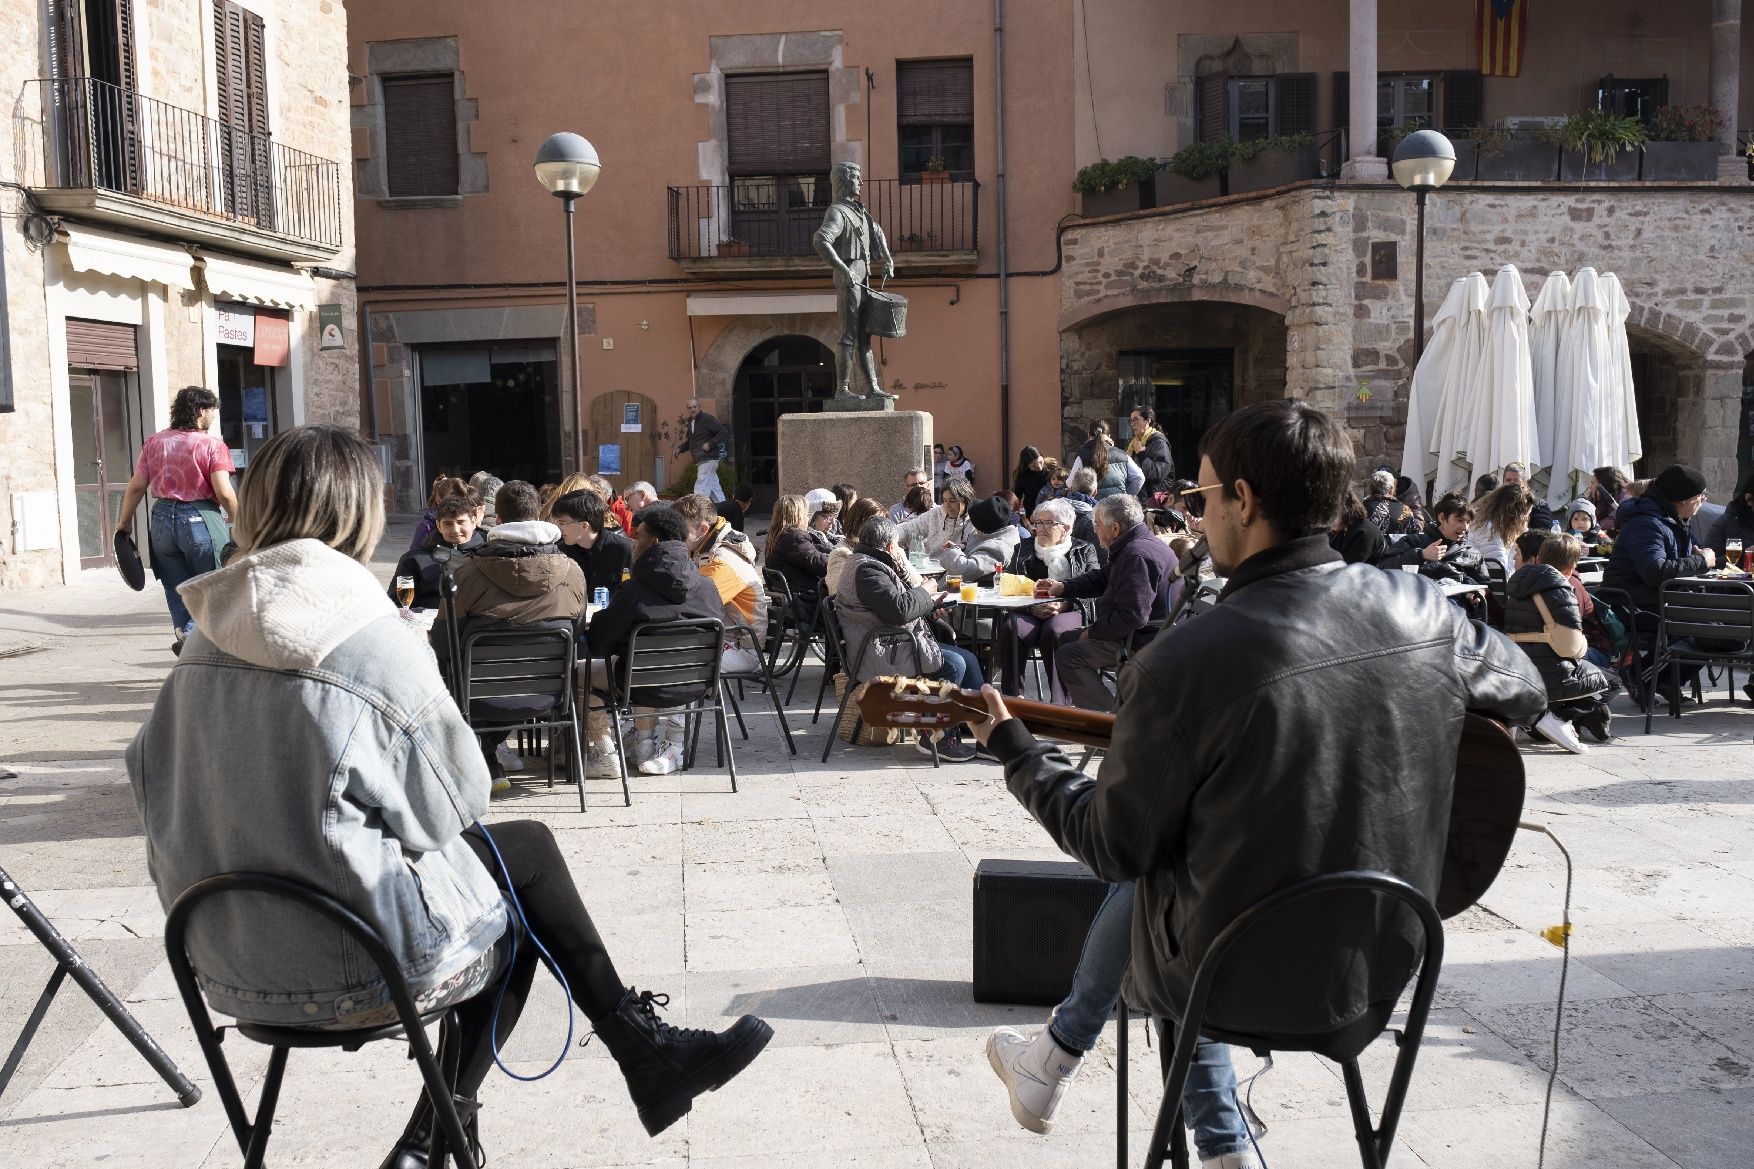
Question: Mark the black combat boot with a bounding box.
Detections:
[377,1094,481,1169]
[592,988,773,1136]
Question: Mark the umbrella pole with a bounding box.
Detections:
[1413,189,1429,363]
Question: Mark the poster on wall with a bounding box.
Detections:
[242,386,270,438]
[598,444,622,475]
[620,401,642,432]
[317,304,345,350]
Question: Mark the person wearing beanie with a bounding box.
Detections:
[1602,463,1717,702]
[939,494,1022,585]
[1565,497,1607,547]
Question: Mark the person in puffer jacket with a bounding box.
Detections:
[1505,531,1618,747]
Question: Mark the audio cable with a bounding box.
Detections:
[1517,819,1574,1169]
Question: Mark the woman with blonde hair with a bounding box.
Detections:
[1466,482,1535,571]
[766,493,831,621]
[127,424,769,1161]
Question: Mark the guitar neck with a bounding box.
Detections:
[967,691,1113,749]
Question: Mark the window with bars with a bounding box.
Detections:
[382,73,459,198]
[897,58,974,178]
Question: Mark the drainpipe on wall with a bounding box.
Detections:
[994,0,1012,465]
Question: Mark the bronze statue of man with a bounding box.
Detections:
[812,161,897,401]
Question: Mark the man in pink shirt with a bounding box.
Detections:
[115,386,239,648]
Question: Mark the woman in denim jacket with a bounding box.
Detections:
[128,425,768,1164]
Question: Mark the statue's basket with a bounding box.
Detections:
[862,289,908,338]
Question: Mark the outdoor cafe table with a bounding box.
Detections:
[945,587,1061,695]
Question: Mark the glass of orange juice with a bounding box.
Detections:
[959,581,978,602]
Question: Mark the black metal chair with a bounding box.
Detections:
[1643,578,1754,733]
[719,622,799,756]
[762,569,824,704]
[820,597,941,767]
[461,627,584,808]
[1482,557,1509,623]
[594,618,735,793]
[164,873,481,1169]
[1116,871,1444,1169]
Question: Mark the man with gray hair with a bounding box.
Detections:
[890,468,930,523]
[812,161,897,402]
[675,399,732,503]
[1037,493,1177,712]
[624,481,659,514]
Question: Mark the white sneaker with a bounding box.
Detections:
[628,734,660,764]
[986,1026,1083,1134]
[1532,712,1587,754]
[494,742,524,773]
[584,737,623,778]
[638,739,685,776]
[1202,1153,1262,1169]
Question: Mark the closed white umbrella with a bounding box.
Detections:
[1402,277,1467,492]
[1429,272,1492,499]
[1601,272,1644,475]
[1528,270,1571,475]
[1478,264,1540,481]
[1553,267,1614,509]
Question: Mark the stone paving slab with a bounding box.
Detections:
[4,535,1753,1166]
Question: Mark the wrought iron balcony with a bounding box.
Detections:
[667,176,979,271]
[20,77,343,261]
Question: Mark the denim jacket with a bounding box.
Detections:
[127,538,507,1026]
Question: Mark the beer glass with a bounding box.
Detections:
[1727,537,1744,569]
[395,575,415,609]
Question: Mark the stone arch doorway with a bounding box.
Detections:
[733,335,836,510]
[1625,323,1710,477]
[1060,300,1289,472]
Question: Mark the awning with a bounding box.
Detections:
[56,226,196,291]
[197,252,317,311]
[686,292,836,316]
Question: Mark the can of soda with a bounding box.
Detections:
[592,587,609,609]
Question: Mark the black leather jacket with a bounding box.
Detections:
[990,536,1546,1050]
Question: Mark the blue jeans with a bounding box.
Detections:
[1584,646,1613,671]
[149,500,217,635]
[1050,882,1251,1161]
[930,643,984,690]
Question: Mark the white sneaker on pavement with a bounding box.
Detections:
[1532,712,1588,754]
[494,742,523,773]
[638,738,685,776]
[584,737,623,778]
[986,1025,1083,1134]
[1201,1153,1262,1169]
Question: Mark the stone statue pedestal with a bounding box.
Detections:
[778,409,932,505]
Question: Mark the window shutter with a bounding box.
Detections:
[898,59,974,125]
[1650,75,1671,109]
[1274,73,1316,136]
[112,0,138,94]
[725,72,830,174]
[214,1,249,130]
[1331,71,1350,156]
[48,0,85,80]
[66,319,139,371]
[1440,70,1484,131]
[1197,72,1230,143]
[242,7,269,135]
[382,75,459,197]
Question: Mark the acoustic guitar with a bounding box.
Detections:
[856,677,1525,919]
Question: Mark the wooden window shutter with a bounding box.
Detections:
[898,59,974,125]
[66,319,139,371]
[1331,71,1350,156]
[242,6,269,135]
[382,75,460,197]
[1197,72,1230,143]
[1441,70,1484,131]
[1274,73,1316,136]
[48,0,85,80]
[214,0,249,130]
[725,72,830,174]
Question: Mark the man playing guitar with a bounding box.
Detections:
[961,402,1547,1164]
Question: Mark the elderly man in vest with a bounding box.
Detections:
[812,161,897,402]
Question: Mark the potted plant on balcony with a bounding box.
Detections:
[1226,132,1319,194]
[716,236,751,258]
[897,231,937,253]
[1641,105,1725,181]
[921,156,950,184]
[1471,124,1557,181]
[1556,110,1645,181]
[1074,155,1158,217]
[1155,139,1231,205]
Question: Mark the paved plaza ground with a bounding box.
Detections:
[3,525,1753,1168]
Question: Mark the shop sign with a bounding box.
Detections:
[318,304,346,350]
[254,312,290,367]
[216,305,254,347]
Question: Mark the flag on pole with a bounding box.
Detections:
[1478,0,1529,78]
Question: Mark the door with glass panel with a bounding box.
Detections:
[69,368,138,568]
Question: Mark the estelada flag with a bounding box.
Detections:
[1479,0,1529,78]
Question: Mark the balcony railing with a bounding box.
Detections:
[21,77,343,252]
[667,177,979,262]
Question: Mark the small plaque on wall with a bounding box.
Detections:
[1370,241,1398,282]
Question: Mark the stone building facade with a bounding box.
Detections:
[0,0,357,592]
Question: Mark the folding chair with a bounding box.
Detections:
[820,600,941,768]
[1482,557,1509,624]
[165,873,481,1169]
[596,618,736,793]
[1643,578,1754,733]
[461,627,584,808]
[1117,871,1444,1169]
[717,621,799,755]
[761,569,822,704]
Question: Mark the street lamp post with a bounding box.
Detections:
[1390,130,1456,363]
[533,132,601,473]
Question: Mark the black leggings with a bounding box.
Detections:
[443,820,626,1096]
